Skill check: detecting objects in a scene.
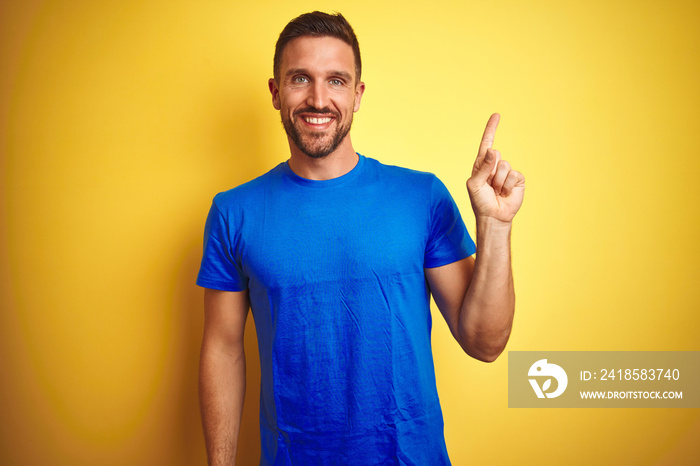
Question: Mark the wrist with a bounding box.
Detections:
[474,216,513,265]
[475,216,513,236]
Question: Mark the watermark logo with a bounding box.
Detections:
[528,359,568,398]
[509,352,699,408]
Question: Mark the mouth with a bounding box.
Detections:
[295,109,338,129]
[302,116,333,124]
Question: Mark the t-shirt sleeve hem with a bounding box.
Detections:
[423,242,476,269]
[195,277,248,292]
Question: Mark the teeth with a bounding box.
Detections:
[304,117,332,124]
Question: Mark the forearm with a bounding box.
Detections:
[199,339,246,465]
[459,217,515,362]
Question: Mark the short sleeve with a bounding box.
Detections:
[424,176,476,268]
[196,197,249,291]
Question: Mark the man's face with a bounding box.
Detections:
[269,36,365,159]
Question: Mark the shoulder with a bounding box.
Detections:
[366,157,439,185]
[212,163,285,211]
[362,156,441,190]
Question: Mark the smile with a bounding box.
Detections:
[303,116,333,124]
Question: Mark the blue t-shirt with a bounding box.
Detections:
[197,155,475,465]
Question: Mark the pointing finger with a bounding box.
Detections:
[469,148,499,187]
[486,148,501,184]
[477,113,500,160]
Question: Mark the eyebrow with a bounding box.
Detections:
[285,68,353,82]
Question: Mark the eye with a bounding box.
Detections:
[292,76,309,84]
[329,79,343,86]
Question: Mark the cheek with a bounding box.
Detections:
[285,96,306,112]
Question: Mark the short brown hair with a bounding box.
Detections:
[273,11,361,83]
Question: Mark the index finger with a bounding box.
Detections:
[477,113,501,159]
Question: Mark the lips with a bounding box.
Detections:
[303,116,333,124]
[298,114,336,130]
[295,108,339,128]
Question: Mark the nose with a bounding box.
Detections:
[307,81,329,110]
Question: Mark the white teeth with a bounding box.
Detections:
[304,117,332,124]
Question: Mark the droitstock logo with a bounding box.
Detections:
[528,359,568,399]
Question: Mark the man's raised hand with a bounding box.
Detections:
[466,113,525,224]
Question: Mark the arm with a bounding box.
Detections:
[426,221,514,362]
[199,288,250,465]
[426,113,524,362]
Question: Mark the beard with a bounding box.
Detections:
[281,107,353,159]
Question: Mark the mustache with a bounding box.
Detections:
[294,107,340,118]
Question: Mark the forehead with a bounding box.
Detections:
[280,36,356,78]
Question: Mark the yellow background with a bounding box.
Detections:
[1,0,699,464]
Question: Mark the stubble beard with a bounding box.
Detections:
[281,108,353,159]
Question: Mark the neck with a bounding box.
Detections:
[287,136,359,180]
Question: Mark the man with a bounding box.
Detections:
[197,11,524,465]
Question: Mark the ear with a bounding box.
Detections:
[353,81,365,113]
[268,78,281,110]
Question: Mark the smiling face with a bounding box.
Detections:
[269,36,365,159]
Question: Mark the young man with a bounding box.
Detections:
[197,11,524,465]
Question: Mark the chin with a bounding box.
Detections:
[297,137,338,159]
